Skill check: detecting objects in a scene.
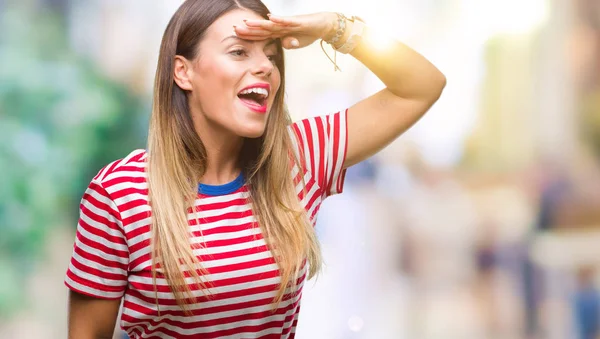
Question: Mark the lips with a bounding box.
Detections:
[238,96,267,113]
[237,83,270,114]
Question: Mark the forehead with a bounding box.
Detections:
[205,9,264,42]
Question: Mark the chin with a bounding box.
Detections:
[240,128,266,139]
[235,123,267,139]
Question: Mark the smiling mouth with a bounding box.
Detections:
[237,89,268,107]
[237,87,269,113]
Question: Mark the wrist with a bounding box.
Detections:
[321,12,339,41]
[320,13,357,50]
[333,16,366,54]
[333,20,352,49]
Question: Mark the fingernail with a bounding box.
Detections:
[290,39,299,47]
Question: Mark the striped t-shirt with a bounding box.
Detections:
[65,110,348,338]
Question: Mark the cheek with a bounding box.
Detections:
[196,60,238,108]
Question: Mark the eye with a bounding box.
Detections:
[229,49,247,57]
[268,52,282,64]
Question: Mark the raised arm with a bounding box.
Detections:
[333,16,446,167]
[237,11,446,168]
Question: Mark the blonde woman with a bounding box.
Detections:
[65,0,445,338]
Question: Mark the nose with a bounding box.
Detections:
[251,53,274,77]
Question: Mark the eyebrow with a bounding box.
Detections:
[221,35,277,47]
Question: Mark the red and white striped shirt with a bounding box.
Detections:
[65,110,348,338]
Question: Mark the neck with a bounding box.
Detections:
[202,139,244,185]
[192,113,244,186]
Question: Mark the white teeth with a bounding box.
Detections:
[239,87,269,98]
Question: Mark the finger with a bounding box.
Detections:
[234,33,275,41]
[233,25,277,38]
[281,36,300,49]
[243,19,282,30]
[235,32,284,41]
[267,14,302,27]
[242,20,293,38]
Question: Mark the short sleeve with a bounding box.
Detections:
[64,179,129,299]
[289,109,348,198]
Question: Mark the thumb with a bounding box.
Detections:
[281,36,300,49]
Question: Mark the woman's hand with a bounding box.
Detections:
[234,12,337,50]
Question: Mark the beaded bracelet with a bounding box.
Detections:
[335,16,366,54]
[324,13,347,45]
[321,13,347,71]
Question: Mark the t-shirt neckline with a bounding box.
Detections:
[197,172,245,196]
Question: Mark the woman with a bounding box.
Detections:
[65,0,445,338]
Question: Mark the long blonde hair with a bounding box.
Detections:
[146,0,322,313]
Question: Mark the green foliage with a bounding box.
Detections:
[0,4,148,317]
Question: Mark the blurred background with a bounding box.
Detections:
[1,0,600,338]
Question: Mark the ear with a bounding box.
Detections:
[173,55,194,91]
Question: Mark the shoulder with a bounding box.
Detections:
[287,110,348,141]
[91,149,147,192]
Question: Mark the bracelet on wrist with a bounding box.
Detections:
[320,13,366,71]
[324,13,347,45]
[333,16,366,54]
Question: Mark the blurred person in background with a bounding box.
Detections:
[63,0,445,338]
[573,266,600,339]
[524,160,570,338]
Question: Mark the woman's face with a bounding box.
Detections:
[181,9,281,140]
